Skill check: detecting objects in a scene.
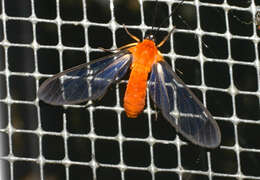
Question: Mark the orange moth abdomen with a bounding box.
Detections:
[124,65,149,118]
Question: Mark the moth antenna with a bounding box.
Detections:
[151,0,159,34]
[154,0,185,38]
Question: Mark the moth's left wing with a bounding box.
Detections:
[38,50,132,105]
[148,61,221,148]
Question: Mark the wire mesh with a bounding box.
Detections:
[0,0,259,180]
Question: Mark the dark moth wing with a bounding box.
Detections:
[38,50,132,105]
[148,61,221,148]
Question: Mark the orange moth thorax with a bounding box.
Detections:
[128,39,163,72]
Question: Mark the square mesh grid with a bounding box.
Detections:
[0,0,260,180]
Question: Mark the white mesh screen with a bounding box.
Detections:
[0,0,260,180]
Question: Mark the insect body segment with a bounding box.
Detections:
[124,39,163,118]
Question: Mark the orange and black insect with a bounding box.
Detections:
[38,0,221,148]
[255,6,260,30]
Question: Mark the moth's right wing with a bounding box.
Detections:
[38,50,132,105]
[148,61,221,148]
